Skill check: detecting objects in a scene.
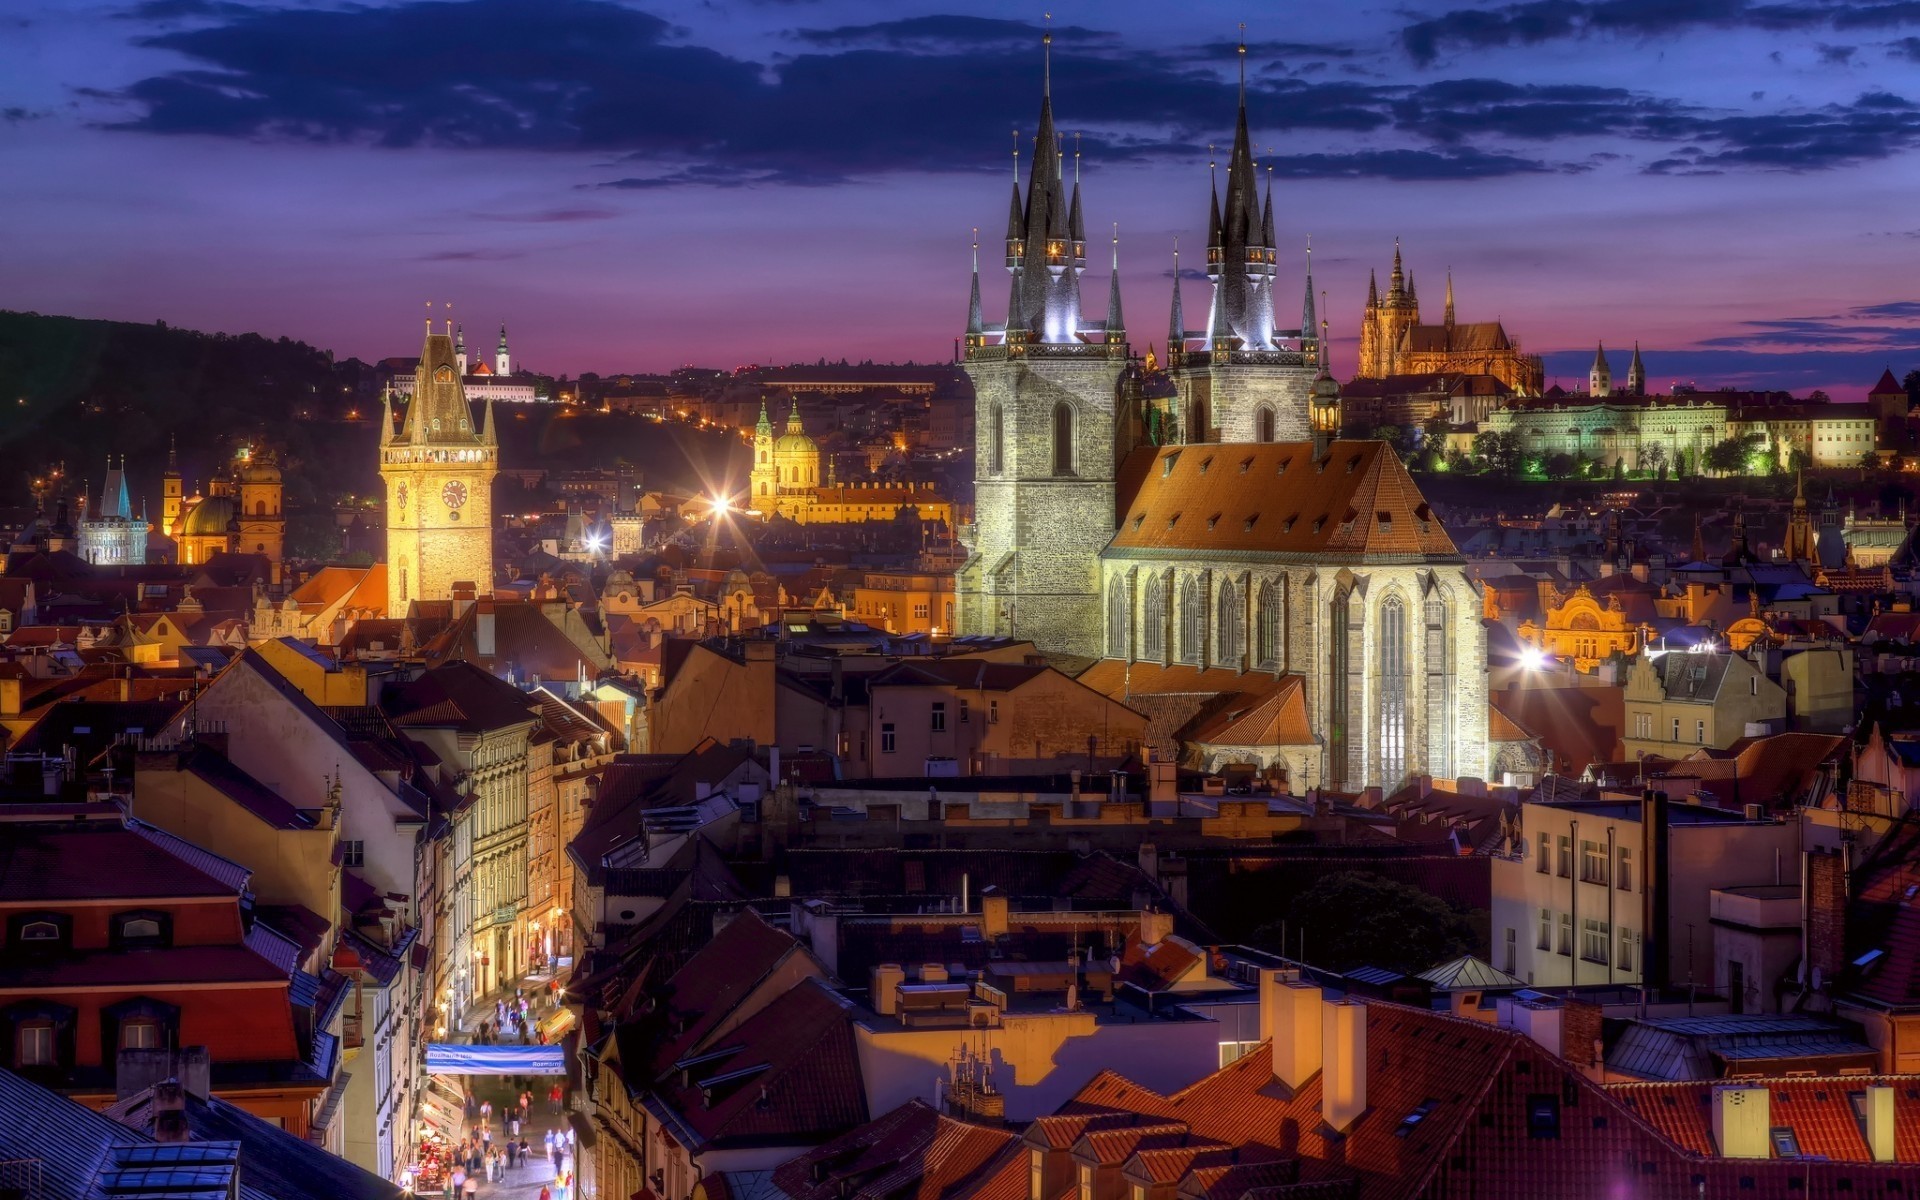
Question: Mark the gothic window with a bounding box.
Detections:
[1107,576,1129,660]
[991,403,1005,475]
[1380,596,1409,786]
[1179,576,1206,664]
[1256,578,1285,669]
[1256,406,1276,443]
[1142,576,1166,661]
[1190,396,1209,443]
[1216,579,1243,668]
[1425,595,1453,777]
[1052,403,1074,475]
[1329,587,1352,789]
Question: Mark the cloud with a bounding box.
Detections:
[470,207,620,223]
[1894,35,1920,58]
[1643,91,1920,172]
[794,15,1117,51]
[116,0,252,19]
[416,249,527,262]
[1402,0,1920,64]
[1818,42,1859,62]
[3,107,47,123]
[1272,146,1568,179]
[1693,301,1920,348]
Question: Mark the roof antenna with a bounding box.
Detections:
[1012,127,1020,179]
[1073,130,1081,182]
[424,300,431,333]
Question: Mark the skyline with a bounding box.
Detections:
[2,0,1919,393]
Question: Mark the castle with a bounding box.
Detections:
[956,38,1488,791]
[1356,246,1544,396]
[380,321,498,615]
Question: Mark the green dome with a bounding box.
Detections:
[180,495,236,536]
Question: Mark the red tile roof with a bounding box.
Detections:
[1611,1077,1920,1162]
[0,822,243,901]
[651,909,810,1074]
[772,1099,1019,1200]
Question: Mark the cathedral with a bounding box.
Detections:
[956,39,1489,792]
[748,399,955,526]
[1356,246,1545,396]
[380,321,498,615]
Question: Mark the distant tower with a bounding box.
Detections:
[750,400,776,506]
[1310,311,1341,456]
[1443,272,1456,329]
[1358,241,1420,377]
[234,446,285,562]
[1784,470,1814,563]
[1590,343,1612,397]
[455,324,468,376]
[1626,342,1645,396]
[957,28,1129,657]
[382,319,498,615]
[162,436,183,532]
[495,324,511,376]
[79,456,146,565]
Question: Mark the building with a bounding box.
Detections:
[1357,250,1544,395]
[1481,395,1879,475]
[849,568,956,635]
[382,322,543,404]
[748,400,955,526]
[380,322,498,615]
[165,444,286,567]
[78,459,147,566]
[1622,648,1787,759]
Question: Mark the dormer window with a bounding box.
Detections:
[1207,514,1220,530]
[111,910,171,950]
[1239,457,1254,474]
[1276,457,1291,475]
[1162,452,1180,477]
[1199,456,1213,475]
[1167,513,1181,529]
[9,913,69,951]
[1244,515,1259,532]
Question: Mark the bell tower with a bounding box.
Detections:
[381,319,497,616]
[957,31,1128,658]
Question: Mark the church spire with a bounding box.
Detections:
[1367,270,1378,308]
[1627,341,1646,395]
[1105,224,1125,341]
[1389,238,1405,299]
[1012,26,1083,343]
[1168,239,1185,357]
[786,397,804,435]
[1301,239,1317,355]
[1443,271,1455,328]
[966,231,983,340]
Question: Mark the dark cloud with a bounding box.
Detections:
[1818,42,1859,62]
[470,208,619,223]
[3,107,46,122]
[416,249,526,262]
[1894,35,1920,58]
[1694,301,1920,348]
[116,0,252,19]
[1401,0,1920,65]
[94,0,1920,187]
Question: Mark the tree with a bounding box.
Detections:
[1474,430,1521,478]
[1613,457,1626,482]
[1251,871,1478,974]
[1807,389,1832,403]
[1544,452,1577,480]
[1638,442,1667,477]
[1705,435,1754,475]
[1904,369,1920,408]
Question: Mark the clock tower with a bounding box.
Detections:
[381,320,498,616]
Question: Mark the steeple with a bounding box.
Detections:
[481,395,497,446]
[756,399,773,438]
[1443,272,1455,328]
[966,232,984,341]
[454,323,467,375]
[495,323,511,375]
[1167,240,1185,357]
[1389,239,1405,299]
[786,397,805,435]
[1367,270,1378,308]
[1006,27,1086,344]
[1104,225,1125,342]
[1300,240,1317,357]
[1203,37,1276,351]
[402,321,482,445]
[1590,342,1612,397]
[1627,341,1646,396]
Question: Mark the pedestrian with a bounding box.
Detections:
[519,1139,531,1167]
[520,1090,532,1115]
[544,1130,555,1153]
[510,1116,521,1139]
[450,1168,465,1196]
[462,1173,479,1200]
[538,1188,551,1200]
[550,1144,562,1172]
[549,1083,562,1113]
[480,1099,492,1124]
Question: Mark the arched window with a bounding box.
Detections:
[1052,403,1074,475]
[1329,588,1353,789]
[1425,595,1453,778]
[1216,579,1243,668]
[1190,396,1208,443]
[1179,576,1206,664]
[990,403,1005,475]
[1380,596,1409,786]
[1256,578,1285,669]
[1107,576,1129,659]
[1256,406,1276,443]
[1142,576,1166,661]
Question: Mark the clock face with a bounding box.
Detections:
[395,482,408,514]
[442,479,468,511]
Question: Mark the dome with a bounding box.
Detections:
[180,495,237,537]
[774,431,818,456]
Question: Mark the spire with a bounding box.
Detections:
[786,397,804,435]
[1443,271,1455,328]
[966,231,984,339]
[1105,224,1125,338]
[1390,238,1404,295]
[1206,152,1223,253]
[1301,240,1317,352]
[1367,270,1378,307]
[1627,341,1647,395]
[481,395,497,446]
[166,434,178,474]
[1168,239,1185,355]
[1006,265,1027,337]
[1260,163,1276,250]
[1407,271,1418,306]
[755,399,773,437]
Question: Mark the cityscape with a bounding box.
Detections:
[5,4,1920,1200]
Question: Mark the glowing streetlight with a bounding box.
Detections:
[1519,647,1547,671]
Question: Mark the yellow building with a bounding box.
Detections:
[851,568,956,634]
[1622,649,1787,759]
[254,635,371,707]
[381,322,498,614]
[748,399,954,526]
[1517,583,1652,671]
[1356,245,1543,396]
[168,444,286,566]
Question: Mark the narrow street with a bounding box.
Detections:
[443,1075,576,1200]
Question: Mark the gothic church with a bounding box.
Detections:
[956,40,1489,791]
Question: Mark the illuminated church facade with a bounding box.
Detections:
[1356,247,1545,396]
[956,41,1489,791]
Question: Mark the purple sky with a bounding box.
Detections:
[2,0,1918,395]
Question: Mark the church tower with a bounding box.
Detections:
[1357,241,1421,377]
[234,446,285,562]
[1626,342,1646,396]
[1169,46,1315,444]
[1590,343,1612,397]
[957,31,1129,658]
[495,324,511,376]
[381,320,497,615]
[750,400,776,508]
[162,437,183,532]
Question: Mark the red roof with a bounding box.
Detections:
[1612,1077,1920,1162]
[773,1099,1019,1200]
[651,909,809,1074]
[0,823,243,901]
[1871,368,1903,397]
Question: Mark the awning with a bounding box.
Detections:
[424,1043,566,1075]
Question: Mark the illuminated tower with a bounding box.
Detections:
[234,446,285,562]
[958,29,1128,657]
[495,324,511,376]
[162,437,183,532]
[1627,342,1646,396]
[750,400,776,507]
[381,320,497,615]
[1590,343,1613,397]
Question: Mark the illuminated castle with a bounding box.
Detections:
[1356,246,1544,396]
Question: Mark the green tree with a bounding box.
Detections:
[1474,430,1521,478]
[1638,442,1667,477]
[1903,369,1920,408]
[1252,872,1478,974]
[1705,435,1752,475]
[1544,451,1577,480]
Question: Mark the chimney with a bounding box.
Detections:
[870,964,904,1017]
[1261,973,1324,1091]
[0,677,19,716]
[152,1078,191,1144]
[1139,909,1174,947]
[1864,1084,1896,1162]
[980,888,1009,939]
[920,963,949,983]
[1804,847,1848,988]
[1320,1000,1368,1133]
[1711,1085,1770,1158]
[475,602,497,658]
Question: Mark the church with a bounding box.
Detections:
[380,321,499,615]
[748,399,955,526]
[956,40,1489,792]
[1356,245,1545,396]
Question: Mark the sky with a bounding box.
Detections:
[2,0,1919,395]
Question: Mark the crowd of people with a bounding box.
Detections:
[442,1083,576,1199]
[475,983,560,1045]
